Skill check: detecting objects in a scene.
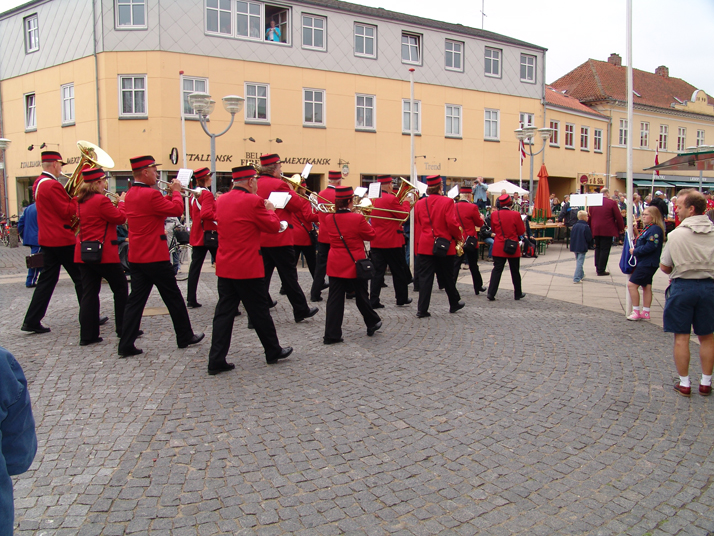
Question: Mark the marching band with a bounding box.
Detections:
[20,146,500,375]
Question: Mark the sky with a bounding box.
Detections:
[1,0,712,92]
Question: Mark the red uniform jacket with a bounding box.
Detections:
[215,188,282,279]
[125,184,184,263]
[189,189,217,247]
[33,172,77,247]
[292,195,319,247]
[491,208,526,258]
[256,175,300,247]
[316,186,337,244]
[370,192,410,249]
[588,197,625,237]
[414,194,463,256]
[324,210,376,279]
[455,201,484,238]
[74,194,127,264]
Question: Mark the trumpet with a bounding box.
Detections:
[157,179,203,198]
[104,189,121,205]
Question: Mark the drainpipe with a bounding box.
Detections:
[93,0,101,146]
[541,50,546,164]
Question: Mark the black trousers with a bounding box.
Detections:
[370,247,410,306]
[594,236,613,274]
[79,263,128,341]
[187,244,217,305]
[310,242,330,300]
[262,246,311,319]
[487,256,522,299]
[118,261,194,352]
[324,277,381,341]
[208,277,282,368]
[294,244,317,277]
[23,245,82,327]
[416,254,461,314]
[453,249,484,294]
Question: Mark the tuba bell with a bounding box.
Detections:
[395,177,419,206]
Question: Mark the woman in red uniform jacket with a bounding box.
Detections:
[291,182,319,275]
[74,167,128,345]
[186,167,217,308]
[322,187,381,344]
[453,186,487,295]
[486,194,526,301]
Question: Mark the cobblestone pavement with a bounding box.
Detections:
[1,246,713,536]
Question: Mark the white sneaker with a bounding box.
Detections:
[627,311,641,321]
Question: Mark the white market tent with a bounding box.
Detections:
[487,180,528,195]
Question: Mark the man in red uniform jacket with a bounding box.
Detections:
[186,167,217,308]
[118,156,204,357]
[369,175,412,308]
[310,170,342,302]
[255,153,318,323]
[22,151,105,333]
[413,175,465,317]
[588,187,625,276]
[207,166,293,375]
[453,186,487,295]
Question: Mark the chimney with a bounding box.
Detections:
[607,53,622,67]
[655,65,669,78]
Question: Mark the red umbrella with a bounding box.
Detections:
[533,164,552,219]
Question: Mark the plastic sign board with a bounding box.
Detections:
[569,193,604,207]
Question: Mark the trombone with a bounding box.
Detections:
[157,179,203,198]
[279,173,335,213]
[353,198,411,222]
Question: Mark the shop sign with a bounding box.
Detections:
[187,153,233,163]
[20,155,81,169]
[424,162,441,171]
[241,152,331,167]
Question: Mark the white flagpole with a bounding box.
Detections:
[625,0,634,317]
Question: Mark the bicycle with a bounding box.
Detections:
[168,228,192,281]
[0,214,16,247]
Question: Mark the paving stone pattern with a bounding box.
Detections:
[1,246,713,535]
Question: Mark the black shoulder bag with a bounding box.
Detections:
[78,202,109,264]
[332,214,375,280]
[426,197,450,257]
[497,210,519,255]
[297,215,318,247]
[456,203,478,253]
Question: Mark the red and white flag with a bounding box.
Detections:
[519,139,526,166]
[654,145,660,176]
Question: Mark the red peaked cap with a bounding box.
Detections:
[498,194,513,207]
[335,186,354,200]
[41,151,66,164]
[260,153,281,166]
[231,166,256,181]
[193,167,212,180]
[81,167,105,182]
[130,155,160,171]
[426,175,442,187]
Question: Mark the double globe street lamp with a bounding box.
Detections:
[187,92,245,193]
[514,126,553,202]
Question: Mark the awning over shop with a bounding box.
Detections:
[644,147,714,172]
[632,179,675,188]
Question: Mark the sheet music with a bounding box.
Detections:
[447,185,459,199]
[354,187,368,198]
[416,181,428,196]
[176,168,193,188]
[301,163,313,178]
[268,191,291,209]
[368,182,382,198]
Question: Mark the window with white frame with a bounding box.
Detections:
[206,1,290,43]
[237,1,261,39]
[618,119,628,146]
[264,5,289,43]
[484,109,499,140]
[61,83,75,125]
[565,123,575,148]
[25,93,36,130]
[302,14,325,50]
[24,14,39,53]
[245,83,269,122]
[402,100,421,134]
[445,40,463,71]
[580,126,589,150]
[549,120,559,146]
[697,130,706,147]
[677,127,687,151]
[519,113,534,128]
[659,125,668,150]
[594,129,603,152]
[207,0,232,35]
[520,54,536,83]
[356,94,375,130]
[401,32,421,64]
[303,89,325,126]
[116,0,146,28]
[119,75,147,117]
[445,104,461,137]
[640,122,649,148]
[484,47,501,77]
[182,77,208,117]
[354,23,376,58]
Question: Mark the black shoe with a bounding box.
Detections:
[279,288,287,296]
[310,295,323,302]
[99,316,109,326]
[396,298,413,306]
[267,347,293,364]
[416,311,431,318]
[479,286,487,293]
[118,347,143,358]
[346,292,355,300]
[116,329,143,338]
[270,299,278,308]
[367,321,382,337]
[323,337,344,345]
[321,282,329,291]
[597,272,610,277]
[381,282,388,288]
[486,295,495,302]
[187,302,202,308]
[450,301,466,313]
[515,293,526,300]
[372,303,385,309]
[179,332,205,348]
[295,307,319,323]
[247,320,254,329]
[79,337,103,346]
[208,362,235,375]
[21,323,51,334]
[235,309,242,316]
[413,287,420,292]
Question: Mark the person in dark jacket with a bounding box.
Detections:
[570,211,593,283]
[0,347,37,535]
[649,191,669,221]
[588,187,625,276]
[17,203,41,287]
[486,194,526,301]
[627,206,665,321]
[558,195,579,228]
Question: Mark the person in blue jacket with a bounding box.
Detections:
[570,210,593,283]
[0,347,37,535]
[627,206,665,321]
[17,203,42,287]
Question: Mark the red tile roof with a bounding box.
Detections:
[550,59,714,111]
[545,86,607,118]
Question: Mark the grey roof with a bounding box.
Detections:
[295,0,547,51]
[0,0,46,20]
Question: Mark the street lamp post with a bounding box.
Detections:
[0,138,11,218]
[187,92,245,194]
[514,126,553,206]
